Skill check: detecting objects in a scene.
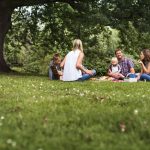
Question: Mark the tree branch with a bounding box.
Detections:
[5,0,79,8]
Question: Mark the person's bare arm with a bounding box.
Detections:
[60,56,66,68]
[139,60,150,74]
[107,69,112,76]
[130,68,135,74]
[76,52,93,75]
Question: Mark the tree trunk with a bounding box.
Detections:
[0,6,13,72]
[0,0,79,72]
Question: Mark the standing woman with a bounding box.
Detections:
[61,39,96,81]
[138,49,150,81]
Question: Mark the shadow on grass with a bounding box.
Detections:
[0,69,48,78]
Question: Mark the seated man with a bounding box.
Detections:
[107,48,135,79]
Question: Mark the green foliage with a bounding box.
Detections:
[118,21,150,58]
[0,74,150,150]
[101,0,150,56]
[138,32,150,49]
[4,0,150,75]
[119,21,139,55]
[5,3,113,75]
[22,45,53,75]
[84,27,120,75]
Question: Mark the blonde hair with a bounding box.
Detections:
[72,39,83,52]
[111,57,118,64]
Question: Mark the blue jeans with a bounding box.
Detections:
[127,73,136,78]
[49,69,58,80]
[78,70,96,81]
[140,73,150,81]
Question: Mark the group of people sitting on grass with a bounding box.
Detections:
[49,39,150,82]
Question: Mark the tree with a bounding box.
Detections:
[100,0,150,55]
[5,2,110,75]
[0,0,83,72]
[101,0,150,31]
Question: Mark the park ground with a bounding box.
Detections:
[0,73,150,150]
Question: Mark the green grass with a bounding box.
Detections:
[0,73,150,150]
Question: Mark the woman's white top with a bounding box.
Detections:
[63,49,82,81]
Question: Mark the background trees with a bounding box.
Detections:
[3,0,150,75]
[0,0,82,72]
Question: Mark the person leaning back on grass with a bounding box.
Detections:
[60,39,96,81]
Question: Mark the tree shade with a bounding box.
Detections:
[0,0,78,72]
[0,0,150,72]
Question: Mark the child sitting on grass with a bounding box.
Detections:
[108,57,125,79]
[49,53,63,80]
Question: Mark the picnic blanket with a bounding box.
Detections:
[90,76,114,81]
[90,76,137,82]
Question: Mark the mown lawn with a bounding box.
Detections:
[0,73,150,150]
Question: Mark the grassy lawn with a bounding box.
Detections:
[0,73,150,150]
